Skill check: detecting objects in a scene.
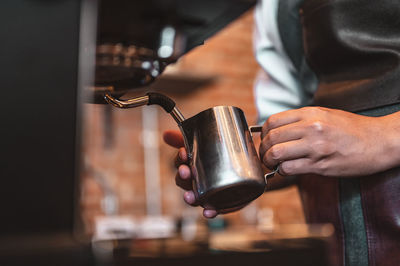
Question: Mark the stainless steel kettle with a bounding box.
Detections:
[104,92,275,212]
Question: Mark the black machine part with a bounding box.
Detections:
[93,0,257,97]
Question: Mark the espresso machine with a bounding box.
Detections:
[0,0,257,265]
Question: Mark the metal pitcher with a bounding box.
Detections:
[104,92,275,212]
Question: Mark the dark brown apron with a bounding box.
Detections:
[278,0,400,265]
[301,0,400,112]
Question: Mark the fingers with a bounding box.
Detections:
[183,191,218,219]
[163,130,185,148]
[175,157,191,191]
[278,158,316,176]
[260,112,310,172]
[261,139,309,169]
[259,121,305,156]
[170,142,200,208]
[164,131,218,218]
[183,191,198,205]
[175,147,188,167]
[184,190,218,218]
[175,171,192,191]
[262,109,301,138]
[203,209,218,219]
[164,131,238,219]
[174,148,192,191]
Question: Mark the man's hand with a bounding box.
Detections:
[163,130,218,218]
[259,107,400,177]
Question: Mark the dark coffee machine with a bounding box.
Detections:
[0,0,255,265]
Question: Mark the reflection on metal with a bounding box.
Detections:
[264,165,280,180]
[180,106,266,211]
[104,93,185,124]
[171,107,185,124]
[104,93,149,109]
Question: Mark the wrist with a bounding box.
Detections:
[378,112,400,171]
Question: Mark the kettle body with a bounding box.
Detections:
[180,106,266,212]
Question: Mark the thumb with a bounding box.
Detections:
[163,130,185,148]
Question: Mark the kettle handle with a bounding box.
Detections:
[249,125,262,134]
[249,125,280,181]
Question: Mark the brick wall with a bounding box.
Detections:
[81,9,304,234]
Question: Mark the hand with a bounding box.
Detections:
[163,130,218,218]
[259,107,400,177]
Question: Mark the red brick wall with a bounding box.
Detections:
[81,9,304,233]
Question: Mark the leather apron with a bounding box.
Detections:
[277,0,400,265]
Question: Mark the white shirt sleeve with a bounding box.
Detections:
[253,0,311,124]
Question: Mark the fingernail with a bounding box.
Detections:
[179,166,190,179]
[179,149,186,161]
[203,209,218,218]
[178,166,185,177]
[184,191,195,205]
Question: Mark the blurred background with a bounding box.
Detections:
[80,9,305,239]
